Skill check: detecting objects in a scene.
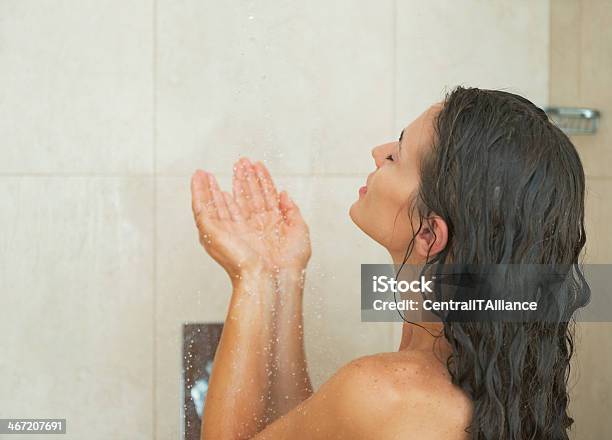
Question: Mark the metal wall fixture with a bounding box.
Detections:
[544,107,601,135]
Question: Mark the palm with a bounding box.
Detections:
[191,158,310,278]
[228,211,303,268]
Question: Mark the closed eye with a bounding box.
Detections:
[386,153,395,162]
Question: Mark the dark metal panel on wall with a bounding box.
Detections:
[182,322,224,440]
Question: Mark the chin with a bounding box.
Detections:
[349,199,376,241]
[348,198,361,227]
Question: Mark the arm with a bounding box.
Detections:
[269,268,313,418]
[203,271,277,438]
[191,158,313,438]
[203,268,312,438]
[257,162,314,417]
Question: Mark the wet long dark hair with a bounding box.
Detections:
[404,87,589,439]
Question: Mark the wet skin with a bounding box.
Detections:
[191,103,472,439]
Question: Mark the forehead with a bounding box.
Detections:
[400,104,441,156]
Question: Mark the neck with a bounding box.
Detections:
[398,321,446,351]
[389,249,451,355]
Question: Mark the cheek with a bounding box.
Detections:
[368,170,408,213]
[371,189,413,245]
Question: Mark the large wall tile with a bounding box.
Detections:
[155,173,392,438]
[551,0,612,178]
[0,177,154,439]
[156,0,395,176]
[570,322,612,439]
[551,2,612,437]
[395,0,549,130]
[0,1,153,174]
[583,178,612,264]
[563,178,611,438]
[550,0,581,105]
[155,176,230,440]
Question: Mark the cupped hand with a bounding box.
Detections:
[191,158,311,281]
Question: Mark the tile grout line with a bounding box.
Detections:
[391,0,398,350]
[152,0,158,438]
[547,0,552,107]
[393,0,397,135]
[1,172,611,180]
[0,172,372,178]
[578,0,582,99]
[1,171,611,180]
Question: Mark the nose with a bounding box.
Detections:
[372,145,385,168]
[371,143,391,169]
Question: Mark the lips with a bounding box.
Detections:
[359,173,372,197]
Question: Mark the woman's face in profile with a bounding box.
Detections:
[349,104,442,258]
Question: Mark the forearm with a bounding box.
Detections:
[269,268,313,418]
[202,272,277,440]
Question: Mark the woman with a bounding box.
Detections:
[191,86,587,439]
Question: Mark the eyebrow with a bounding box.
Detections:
[398,128,405,156]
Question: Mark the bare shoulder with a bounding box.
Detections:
[332,351,472,439]
[253,350,471,439]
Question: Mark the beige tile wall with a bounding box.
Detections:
[0,0,155,438]
[0,0,153,174]
[550,1,612,438]
[0,178,154,439]
[395,0,549,127]
[0,1,571,439]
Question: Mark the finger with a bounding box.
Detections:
[255,161,279,212]
[232,159,251,219]
[223,191,244,223]
[239,158,256,213]
[208,173,230,220]
[244,159,266,214]
[279,190,301,225]
[191,169,216,219]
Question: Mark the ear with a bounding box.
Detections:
[413,215,448,259]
